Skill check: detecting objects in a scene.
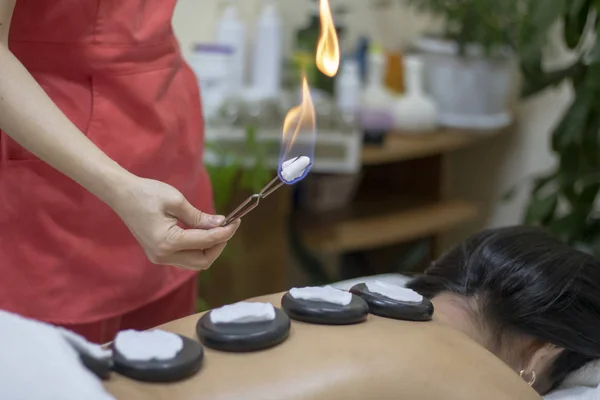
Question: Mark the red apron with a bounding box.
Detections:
[0,0,213,324]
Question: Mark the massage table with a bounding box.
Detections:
[104,289,541,400]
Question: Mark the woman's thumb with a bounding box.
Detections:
[174,198,225,229]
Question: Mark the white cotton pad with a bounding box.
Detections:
[366,281,423,303]
[210,302,276,324]
[58,328,112,360]
[114,329,183,362]
[289,286,353,306]
[281,156,312,182]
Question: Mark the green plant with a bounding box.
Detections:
[407,0,527,55]
[517,1,600,256]
[206,124,273,213]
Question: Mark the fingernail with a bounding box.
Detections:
[211,215,225,225]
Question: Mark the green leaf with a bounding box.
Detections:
[563,146,582,171]
[584,64,600,91]
[207,160,240,213]
[525,193,559,225]
[549,211,588,243]
[521,62,582,99]
[563,0,590,49]
[520,0,566,57]
[581,113,600,167]
[578,183,600,212]
[551,87,593,151]
[587,22,600,63]
[244,124,260,153]
[570,0,590,17]
[532,0,568,26]
[531,172,558,197]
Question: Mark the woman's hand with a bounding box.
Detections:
[108,176,240,271]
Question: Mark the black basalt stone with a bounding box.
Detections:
[350,283,434,322]
[112,334,204,383]
[281,291,369,325]
[196,307,291,353]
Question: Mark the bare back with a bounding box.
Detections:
[104,293,541,400]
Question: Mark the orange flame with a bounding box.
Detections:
[316,0,340,77]
[282,76,316,156]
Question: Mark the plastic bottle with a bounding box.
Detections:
[188,44,234,123]
[216,0,246,94]
[392,56,438,132]
[362,45,390,108]
[385,51,405,94]
[251,0,283,100]
[336,57,362,118]
[360,44,394,143]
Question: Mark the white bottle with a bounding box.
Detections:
[251,0,283,100]
[361,44,394,131]
[216,0,246,94]
[336,58,361,117]
[392,56,438,132]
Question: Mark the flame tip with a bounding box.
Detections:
[315,0,340,78]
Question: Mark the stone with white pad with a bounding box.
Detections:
[281,286,369,325]
[350,282,434,322]
[112,330,204,383]
[197,302,291,352]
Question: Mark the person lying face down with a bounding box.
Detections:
[407,226,600,396]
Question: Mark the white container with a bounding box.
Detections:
[415,37,515,130]
[216,0,246,94]
[392,56,437,132]
[251,0,283,100]
[360,45,394,131]
[188,43,234,120]
[335,58,362,117]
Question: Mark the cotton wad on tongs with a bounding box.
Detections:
[220,156,312,227]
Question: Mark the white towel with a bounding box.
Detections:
[545,360,600,399]
[0,310,115,400]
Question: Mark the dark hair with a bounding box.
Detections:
[407,226,600,388]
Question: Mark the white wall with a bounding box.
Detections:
[443,86,569,247]
[172,0,569,243]
[443,25,573,246]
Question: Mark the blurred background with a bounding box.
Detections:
[172,0,591,309]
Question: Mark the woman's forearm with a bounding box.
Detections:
[0,44,135,207]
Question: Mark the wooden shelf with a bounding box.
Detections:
[362,128,502,166]
[299,200,479,253]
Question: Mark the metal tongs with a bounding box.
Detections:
[221,156,310,227]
